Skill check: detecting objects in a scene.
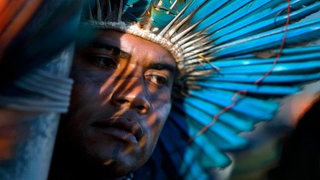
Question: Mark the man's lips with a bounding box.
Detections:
[91,117,143,143]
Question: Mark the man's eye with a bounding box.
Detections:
[88,56,117,69]
[146,74,168,87]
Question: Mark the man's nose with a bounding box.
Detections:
[111,77,151,114]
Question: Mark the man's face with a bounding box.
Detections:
[60,30,176,177]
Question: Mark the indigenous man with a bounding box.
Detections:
[49,0,320,179]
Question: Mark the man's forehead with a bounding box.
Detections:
[91,30,176,65]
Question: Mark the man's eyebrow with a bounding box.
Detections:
[89,40,131,58]
[149,62,176,74]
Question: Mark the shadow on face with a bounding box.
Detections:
[49,30,177,179]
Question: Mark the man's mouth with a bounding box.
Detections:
[91,117,143,144]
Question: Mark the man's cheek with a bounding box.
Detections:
[148,111,168,138]
[71,83,99,105]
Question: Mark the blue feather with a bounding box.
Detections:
[142,0,320,177]
[183,97,255,132]
[203,0,275,34]
[179,147,211,179]
[150,0,186,28]
[169,111,232,169]
[196,81,301,95]
[206,73,320,84]
[211,0,320,42]
[214,61,320,75]
[123,0,151,20]
[213,19,320,57]
[190,89,279,120]
[176,101,248,146]
[198,49,320,69]
[196,0,274,33]
[189,0,229,24]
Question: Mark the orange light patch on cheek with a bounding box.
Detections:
[138,136,147,147]
[122,142,135,154]
[124,136,148,154]
[99,80,113,95]
[98,75,120,102]
[145,113,159,127]
[99,71,118,94]
[146,103,171,128]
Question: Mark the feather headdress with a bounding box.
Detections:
[84,0,320,178]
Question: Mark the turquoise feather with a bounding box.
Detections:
[195,0,254,31]
[150,0,186,28]
[183,97,255,131]
[196,81,301,95]
[213,62,320,75]
[126,0,320,177]
[123,0,151,20]
[176,102,248,146]
[212,51,320,68]
[190,90,279,120]
[213,20,320,57]
[170,111,232,167]
[179,148,210,179]
[201,0,275,34]
[206,73,320,84]
[211,1,320,42]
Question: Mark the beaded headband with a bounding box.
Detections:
[83,0,217,95]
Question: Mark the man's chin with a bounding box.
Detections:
[84,146,144,176]
[104,152,151,177]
